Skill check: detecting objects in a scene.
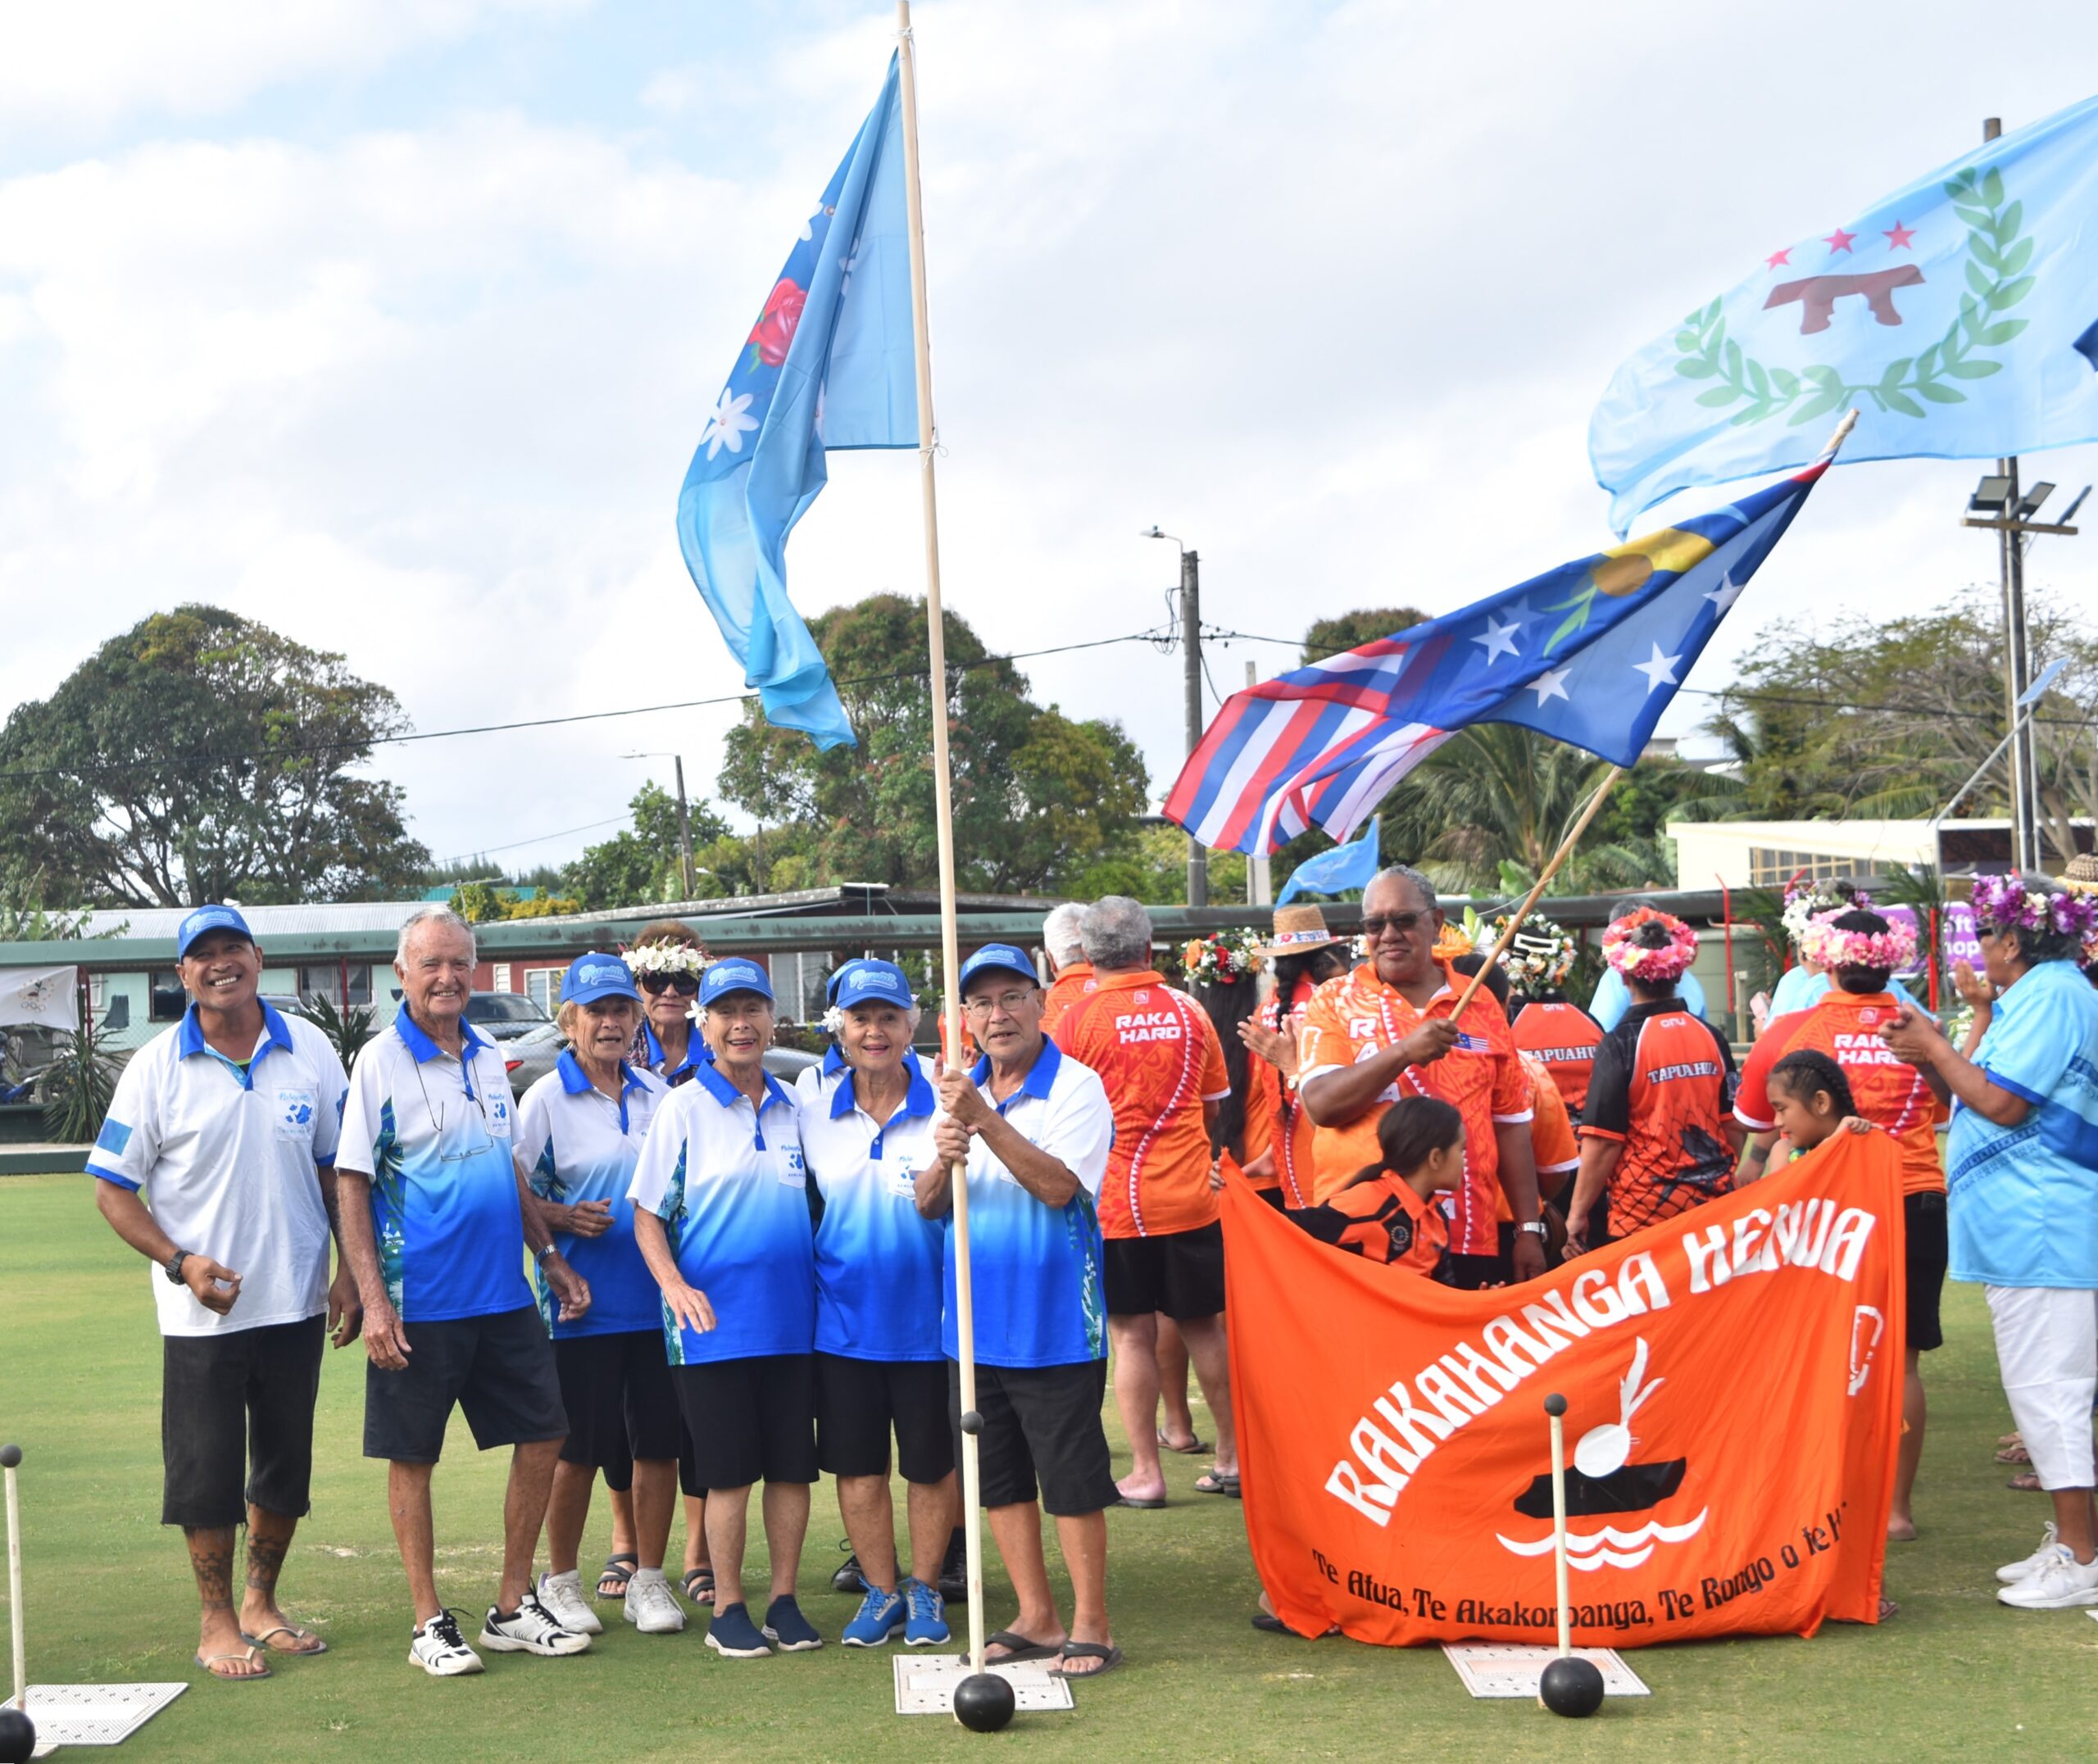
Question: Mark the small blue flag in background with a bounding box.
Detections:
[676,56,917,749]
[1592,93,2098,534]
[1275,818,1380,904]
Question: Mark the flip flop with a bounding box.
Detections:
[1193,1472,1241,1498]
[1156,1429,1211,1456]
[240,1622,328,1656]
[1251,1612,1341,1638]
[1110,1493,1168,1510]
[681,1567,716,1607]
[983,1630,1060,1664]
[1047,1640,1124,1680]
[2009,1472,2044,1492]
[597,1553,638,1599]
[1996,1443,2032,1464]
[195,1646,271,1682]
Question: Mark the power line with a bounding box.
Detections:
[429,813,635,868]
[0,626,1176,785]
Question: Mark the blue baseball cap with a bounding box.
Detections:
[829,959,916,1013]
[956,943,1039,995]
[176,905,254,959]
[699,959,774,1007]
[561,952,641,1006]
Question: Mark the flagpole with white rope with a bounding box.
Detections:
[1451,407,1860,1018]
[893,0,990,1686]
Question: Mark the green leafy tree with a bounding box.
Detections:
[1301,606,1430,664]
[718,595,1147,895]
[0,605,429,907]
[561,784,732,909]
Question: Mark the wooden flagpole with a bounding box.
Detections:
[895,0,988,1677]
[1451,765,1624,1017]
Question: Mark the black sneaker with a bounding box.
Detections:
[939,1526,968,1604]
[830,1540,865,1594]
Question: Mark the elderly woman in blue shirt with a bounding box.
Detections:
[1882,874,2098,1612]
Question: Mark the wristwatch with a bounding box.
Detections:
[1516,1221,1548,1238]
[163,1249,190,1284]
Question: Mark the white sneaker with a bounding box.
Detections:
[624,1571,687,1635]
[1996,1544,2098,1609]
[1997,1521,2061,1585]
[537,1570,604,1635]
[479,1589,593,1655]
[408,1609,484,1677]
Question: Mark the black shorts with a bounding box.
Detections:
[552,1331,682,1472]
[363,1304,567,1464]
[951,1358,1118,1517]
[673,1354,817,1490]
[1103,1220,1225,1319]
[1448,1223,1517,1291]
[1905,1190,1949,1354]
[1254,1186,1287,1213]
[816,1352,954,1484]
[161,1314,325,1528]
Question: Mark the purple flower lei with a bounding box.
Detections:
[1969,873,2098,943]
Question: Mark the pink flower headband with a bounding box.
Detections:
[1601,907,1698,983]
[1969,873,2098,945]
[1799,910,1916,973]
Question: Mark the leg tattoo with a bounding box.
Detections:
[246,1529,289,1598]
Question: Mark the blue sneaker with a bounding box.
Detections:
[763,1594,824,1652]
[704,1602,771,1659]
[904,1578,950,1646]
[841,1585,906,1648]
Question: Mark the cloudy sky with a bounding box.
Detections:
[3,0,2095,881]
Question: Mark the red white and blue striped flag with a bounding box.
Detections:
[1165,449,1840,856]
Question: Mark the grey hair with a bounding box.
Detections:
[396,904,478,967]
[1366,864,1438,913]
[1080,896,1153,970]
[1042,903,1087,966]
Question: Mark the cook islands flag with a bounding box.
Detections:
[1592,93,2098,533]
[676,56,916,748]
[1165,439,1839,856]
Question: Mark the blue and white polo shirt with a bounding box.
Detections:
[89,1004,348,1337]
[338,1012,532,1323]
[639,1019,710,1088]
[627,1059,814,1364]
[515,1051,668,1339]
[797,1054,943,1362]
[936,1037,1115,1369]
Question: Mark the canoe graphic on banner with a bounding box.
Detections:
[1222,1129,1904,1646]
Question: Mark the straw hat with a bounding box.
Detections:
[2063,854,2098,895]
[1251,905,1346,959]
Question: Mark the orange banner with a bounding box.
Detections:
[1224,1130,1905,1646]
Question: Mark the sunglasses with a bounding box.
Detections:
[1360,911,1431,940]
[639,973,701,996]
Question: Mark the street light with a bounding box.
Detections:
[2015,482,2055,520]
[1968,475,2014,514]
[620,750,696,899]
[1145,526,1206,908]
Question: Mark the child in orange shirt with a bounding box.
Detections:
[1291,1098,1465,1281]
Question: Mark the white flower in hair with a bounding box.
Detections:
[624,941,708,977]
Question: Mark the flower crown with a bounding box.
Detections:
[623,941,708,977]
[1601,907,1698,983]
[1799,909,1916,973]
[1181,929,1264,986]
[1969,873,2098,945]
[1483,911,1577,991]
[1781,878,1872,948]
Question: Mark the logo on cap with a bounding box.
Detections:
[578,964,624,989]
[847,969,883,992]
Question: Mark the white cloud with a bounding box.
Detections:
[1,0,2095,883]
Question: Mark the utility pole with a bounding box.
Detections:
[1182,546,1208,908]
[1246,660,1272,906]
[671,755,696,899]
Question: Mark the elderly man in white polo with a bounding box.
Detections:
[90,904,356,1682]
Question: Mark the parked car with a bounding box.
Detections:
[465,993,554,1042]
[502,1025,821,1102]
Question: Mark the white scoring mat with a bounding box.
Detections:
[1442,1644,1650,1699]
[892,1653,1075,1716]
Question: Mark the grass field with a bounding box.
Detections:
[2,1170,2093,1762]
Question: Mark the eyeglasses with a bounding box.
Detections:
[1360,911,1430,939]
[961,989,1037,1018]
[640,973,702,996]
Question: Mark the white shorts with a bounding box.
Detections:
[1985,1284,2098,1491]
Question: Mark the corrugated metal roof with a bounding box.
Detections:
[73,901,432,940]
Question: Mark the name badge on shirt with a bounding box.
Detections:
[780,1145,807,1187]
[274,1088,317,1143]
[889,1146,920,1199]
[486,1091,513,1140]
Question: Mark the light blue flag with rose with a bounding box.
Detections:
[1592,93,2098,534]
[676,55,917,749]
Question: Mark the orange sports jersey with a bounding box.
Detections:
[1057,969,1231,1240]
[1510,1000,1604,1112]
[1288,1174,1451,1279]
[1494,1055,1581,1222]
[1041,962,1097,1039]
[1231,1044,1281,1192]
[1579,1000,1739,1236]
[1736,992,1946,1195]
[1251,977,1320,1208]
[1297,959,1531,1255]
